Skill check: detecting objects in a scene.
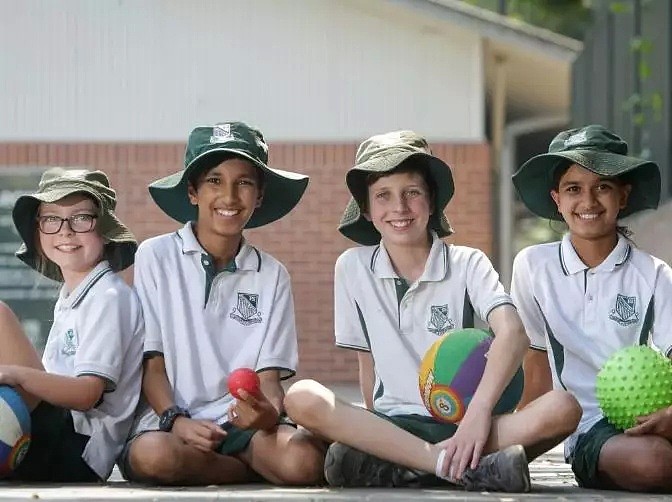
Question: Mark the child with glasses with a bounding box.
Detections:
[0,167,143,482]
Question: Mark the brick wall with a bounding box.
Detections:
[0,141,492,383]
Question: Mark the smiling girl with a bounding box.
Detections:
[0,167,143,482]
[512,125,672,492]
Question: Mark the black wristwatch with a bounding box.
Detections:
[159,406,190,432]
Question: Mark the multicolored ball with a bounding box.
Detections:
[0,385,31,477]
[596,345,672,430]
[419,328,524,423]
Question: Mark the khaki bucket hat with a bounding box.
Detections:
[12,167,137,282]
[338,130,455,245]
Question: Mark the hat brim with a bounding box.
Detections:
[339,152,455,245]
[512,150,661,220]
[13,186,137,282]
[148,148,308,228]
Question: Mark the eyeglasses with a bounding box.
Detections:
[37,214,98,234]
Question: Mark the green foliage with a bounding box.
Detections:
[463,0,592,40]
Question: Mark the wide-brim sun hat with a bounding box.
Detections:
[148,121,309,228]
[338,130,455,246]
[512,124,661,220]
[12,167,137,282]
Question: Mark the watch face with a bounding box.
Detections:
[159,408,177,432]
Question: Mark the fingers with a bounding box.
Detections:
[236,389,259,405]
[470,441,483,470]
[440,441,457,479]
[625,421,650,435]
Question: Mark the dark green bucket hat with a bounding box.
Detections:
[512,124,661,220]
[12,167,137,282]
[338,130,455,246]
[149,121,309,228]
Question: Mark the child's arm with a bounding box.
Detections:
[142,355,176,416]
[518,349,552,409]
[258,369,284,413]
[357,352,375,409]
[143,355,226,451]
[0,366,104,411]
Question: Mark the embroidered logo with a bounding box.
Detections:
[427,305,454,335]
[564,130,587,147]
[210,123,233,144]
[609,294,639,326]
[62,328,78,355]
[230,293,263,325]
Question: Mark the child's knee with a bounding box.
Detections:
[550,390,582,433]
[527,390,581,439]
[275,440,325,485]
[128,434,183,483]
[626,438,672,489]
[284,379,329,425]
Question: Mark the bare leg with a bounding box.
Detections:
[127,431,250,485]
[488,389,582,460]
[0,302,44,410]
[237,425,326,485]
[285,380,581,473]
[597,434,672,491]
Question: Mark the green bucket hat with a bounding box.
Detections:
[12,167,137,282]
[148,121,309,228]
[338,130,455,246]
[512,124,661,220]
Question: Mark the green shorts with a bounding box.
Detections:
[10,401,98,482]
[374,410,458,443]
[569,417,621,489]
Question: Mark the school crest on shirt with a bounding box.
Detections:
[608,294,639,326]
[62,328,78,355]
[427,305,454,335]
[230,292,263,325]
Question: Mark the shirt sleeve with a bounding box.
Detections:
[74,284,139,391]
[334,251,370,352]
[133,242,163,355]
[464,248,514,322]
[256,265,298,379]
[511,248,547,351]
[651,261,672,357]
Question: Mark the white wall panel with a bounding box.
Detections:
[0,0,484,141]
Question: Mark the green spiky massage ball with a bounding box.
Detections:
[596,346,672,430]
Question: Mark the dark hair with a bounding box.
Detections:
[188,153,265,192]
[360,157,436,212]
[551,161,633,239]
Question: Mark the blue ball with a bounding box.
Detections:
[0,385,31,477]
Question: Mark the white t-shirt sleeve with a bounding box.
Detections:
[133,243,163,355]
[511,248,547,351]
[334,251,370,351]
[651,261,672,357]
[74,285,133,391]
[464,248,514,322]
[256,266,298,379]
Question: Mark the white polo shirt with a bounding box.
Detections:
[511,234,672,454]
[335,232,513,417]
[132,222,297,426]
[43,261,144,480]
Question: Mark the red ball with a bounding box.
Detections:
[228,368,260,399]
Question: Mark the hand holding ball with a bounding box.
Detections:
[596,345,672,430]
[228,368,261,399]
